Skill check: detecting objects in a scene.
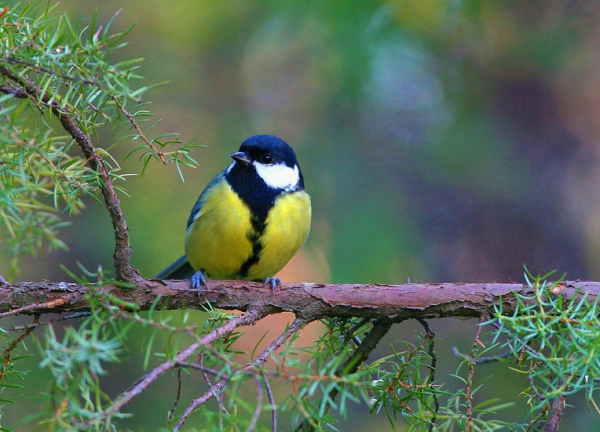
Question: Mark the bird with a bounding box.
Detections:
[155,135,311,291]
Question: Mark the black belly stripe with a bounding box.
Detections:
[238,213,268,278]
[226,163,299,279]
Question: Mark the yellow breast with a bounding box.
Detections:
[185,181,311,281]
[246,190,311,281]
[185,181,254,279]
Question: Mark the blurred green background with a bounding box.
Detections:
[3,0,600,430]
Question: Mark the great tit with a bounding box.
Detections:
[155,135,311,290]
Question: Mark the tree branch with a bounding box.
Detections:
[416,318,438,431]
[296,317,396,432]
[0,66,140,283]
[0,280,597,319]
[544,385,566,432]
[101,304,270,424]
[465,318,485,432]
[174,317,309,430]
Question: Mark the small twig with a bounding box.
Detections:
[6,312,91,331]
[339,318,371,348]
[109,305,241,374]
[254,318,308,366]
[175,380,227,430]
[0,296,72,319]
[174,317,309,430]
[0,85,28,98]
[451,345,513,364]
[111,307,207,341]
[452,319,514,364]
[489,320,547,365]
[3,57,111,119]
[526,407,550,432]
[248,375,263,432]
[416,318,438,432]
[0,314,39,385]
[199,352,227,420]
[340,318,396,377]
[262,372,276,432]
[103,305,268,423]
[1,314,39,357]
[296,317,397,432]
[167,368,183,423]
[175,360,223,378]
[31,147,88,194]
[3,57,98,87]
[528,365,546,401]
[544,381,566,432]
[111,95,167,164]
[345,318,371,340]
[465,318,485,432]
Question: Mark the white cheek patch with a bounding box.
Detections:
[254,162,300,191]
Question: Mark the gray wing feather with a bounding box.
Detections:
[154,254,196,279]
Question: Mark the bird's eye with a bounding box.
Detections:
[261,154,273,164]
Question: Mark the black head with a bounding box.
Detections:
[226,135,305,220]
[232,135,299,168]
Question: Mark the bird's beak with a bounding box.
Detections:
[230,151,251,165]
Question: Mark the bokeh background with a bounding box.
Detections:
[2,0,600,430]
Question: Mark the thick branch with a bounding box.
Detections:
[0,280,597,319]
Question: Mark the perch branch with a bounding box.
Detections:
[0,280,598,319]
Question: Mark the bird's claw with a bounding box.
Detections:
[263,277,281,291]
[191,271,207,300]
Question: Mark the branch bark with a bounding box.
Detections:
[0,279,597,319]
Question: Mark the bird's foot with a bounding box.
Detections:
[263,277,281,291]
[191,271,207,300]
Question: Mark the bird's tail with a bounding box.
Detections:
[154,255,196,280]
